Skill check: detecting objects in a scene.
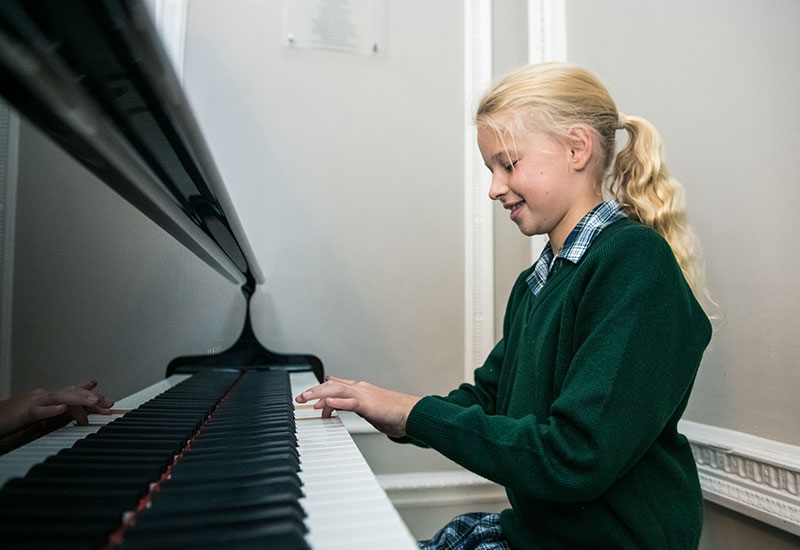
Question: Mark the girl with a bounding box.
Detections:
[296,62,712,549]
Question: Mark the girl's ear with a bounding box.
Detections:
[566,125,593,171]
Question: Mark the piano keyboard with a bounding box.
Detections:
[0,371,417,550]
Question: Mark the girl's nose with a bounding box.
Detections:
[488,174,507,201]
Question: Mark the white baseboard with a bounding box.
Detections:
[679,420,800,536]
[378,471,508,509]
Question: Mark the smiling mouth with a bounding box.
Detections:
[505,201,524,213]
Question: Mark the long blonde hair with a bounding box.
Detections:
[476,62,707,301]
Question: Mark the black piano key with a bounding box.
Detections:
[0,476,150,493]
[48,453,173,469]
[150,477,304,510]
[84,431,189,441]
[26,460,166,480]
[182,442,297,458]
[2,536,109,550]
[72,437,184,452]
[0,520,119,548]
[95,425,196,435]
[127,503,306,533]
[55,447,177,463]
[117,517,309,550]
[158,475,304,500]
[167,464,298,485]
[204,413,293,423]
[167,454,297,479]
[0,485,142,507]
[187,431,296,450]
[177,445,298,463]
[106,419,201,429]
[0,503,127,523]
[202,412,294,424]
[192,426,294,441]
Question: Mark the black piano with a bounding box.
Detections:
[0,1,416,548]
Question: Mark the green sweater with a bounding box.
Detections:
[404,220,712,549]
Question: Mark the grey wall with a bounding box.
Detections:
[182,0,467,395]
[564,0,800,446]
[10,121,244,400]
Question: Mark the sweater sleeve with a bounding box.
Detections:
[391,341,505,447]
[405,227,711,502]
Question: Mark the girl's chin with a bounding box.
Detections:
[515,221,539,237]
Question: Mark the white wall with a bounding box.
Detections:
[182,0,467,395]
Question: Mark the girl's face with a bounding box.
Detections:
[477,124,590,249]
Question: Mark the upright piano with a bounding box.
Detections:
[0,1,417,548]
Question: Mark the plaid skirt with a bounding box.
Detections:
[417,513,512,550]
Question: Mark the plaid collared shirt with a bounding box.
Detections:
[526,200,628,296]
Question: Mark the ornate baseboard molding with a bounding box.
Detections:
[679,420,800,536]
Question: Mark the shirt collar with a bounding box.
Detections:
[526,200,627,296]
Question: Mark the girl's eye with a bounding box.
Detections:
[504,160,518,172]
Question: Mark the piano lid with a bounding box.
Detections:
[0,0,262,286]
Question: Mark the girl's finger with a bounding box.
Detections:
[321,402,336,418]
[296,388,317,403]
[67,405,89,426]
[300,381,353,403]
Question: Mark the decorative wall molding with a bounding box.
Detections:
[527,0,566,65]
[463,0,494,383]
[379,470,508,509]
[679,420,800,536]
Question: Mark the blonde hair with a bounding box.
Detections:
[476,62,708,302]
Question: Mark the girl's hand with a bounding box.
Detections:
[0,380,114,438]
[295,376,421,438]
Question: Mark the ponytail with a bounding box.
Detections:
[610,115,706,301]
